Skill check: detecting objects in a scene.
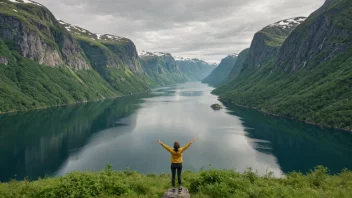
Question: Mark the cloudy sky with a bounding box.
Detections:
[35,0,325,63]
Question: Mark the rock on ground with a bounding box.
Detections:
[162,188,190,198]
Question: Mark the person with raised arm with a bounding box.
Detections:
[158,138,196,193]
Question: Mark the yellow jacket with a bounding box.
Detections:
[160,141,193,163]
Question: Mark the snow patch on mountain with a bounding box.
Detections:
[228,53,238,57]
[8,0,42,6]
[269,17,307,29]
[96,34,102,40]
[59,20,124,42]
[175,56,218,65]
[105,34,122,40]
[138,51,170,57]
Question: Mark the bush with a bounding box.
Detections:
[0,166,351,198]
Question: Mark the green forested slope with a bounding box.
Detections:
[223,49,249,83]
[176,58,217,81]
[202,54,237,87]
[214,0,352,130]
[0,41,117,112]
[139,51,188,85]
[0,0,156,113]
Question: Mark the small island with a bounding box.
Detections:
[211,103,223,110]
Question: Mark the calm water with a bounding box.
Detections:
[0,82,351,181]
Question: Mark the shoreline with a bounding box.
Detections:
[0,82,181,116]
[219,99,352,133]
[0,90,152,116]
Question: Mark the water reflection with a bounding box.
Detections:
[0,82,351,182]
[0,94,148,181]
[223,102,352,174]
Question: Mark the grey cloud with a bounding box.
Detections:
[35,0,325,63]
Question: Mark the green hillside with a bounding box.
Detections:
[176,58,217,81]
[139,51,188,85]
[202,54,237,87]
[214,0,352,130]
[0,166,351,198]
[0,0,156,113]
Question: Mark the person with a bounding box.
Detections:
[158,138,196,193]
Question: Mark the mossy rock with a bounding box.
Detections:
[211,103,222,110]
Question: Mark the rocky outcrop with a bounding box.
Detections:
[276,7,349,71]
[0,14,62,66]
[163,188,190,198]
[58,20,143,73]
[59,34,90,70]
[245,17,306,70]
[202,54,237,87]
[104,39,144,73]
[0,2,92,69]
[0,56,8,65]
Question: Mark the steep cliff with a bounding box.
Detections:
[223,49,249,83]
[0,0,90,69]
[139,51,188,85]
[59,21,144,73]
[214,0,352,130]
[202,54,238,87]
[59,21,155,93]
[175,57,217,81]
[243,17,306,72]
[0,0,154,113]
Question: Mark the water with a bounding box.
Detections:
[0,82,351,181]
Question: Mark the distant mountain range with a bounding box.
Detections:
[1,0,350,131]
[0,0,216,113]
[175,57,217,81]
[202,54,238,87]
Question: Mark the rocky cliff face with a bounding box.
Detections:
[0,2,90,69]
[59,34,90,70]
[214,0,352,130]
[101,38,144,73]
[0,0,155,113]
[59,20,144,73]
[276,3,349,71]
[176,57,217,81]
[0,56,8,65]
[0,14,62,66]
[202,54,238,87]
[245,17,306,70]
[155,52,182,73]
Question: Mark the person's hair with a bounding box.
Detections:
[174,141,180,152]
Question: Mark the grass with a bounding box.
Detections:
[0,165,351,198]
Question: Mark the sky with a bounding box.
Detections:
[35,0,325,63]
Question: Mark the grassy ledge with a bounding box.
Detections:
[0,166,351,198]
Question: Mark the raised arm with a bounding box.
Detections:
[180,138,196,153]
[158,140,174,153]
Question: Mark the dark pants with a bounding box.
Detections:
[171,163,182,187]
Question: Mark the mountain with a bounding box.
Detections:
[202,54,238,87]
[214,0,352,130]
[58,21,156,92]
[223,49,249,83]
[0,0,154,113]
[138,51,188,85]
[175,57,217,81]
